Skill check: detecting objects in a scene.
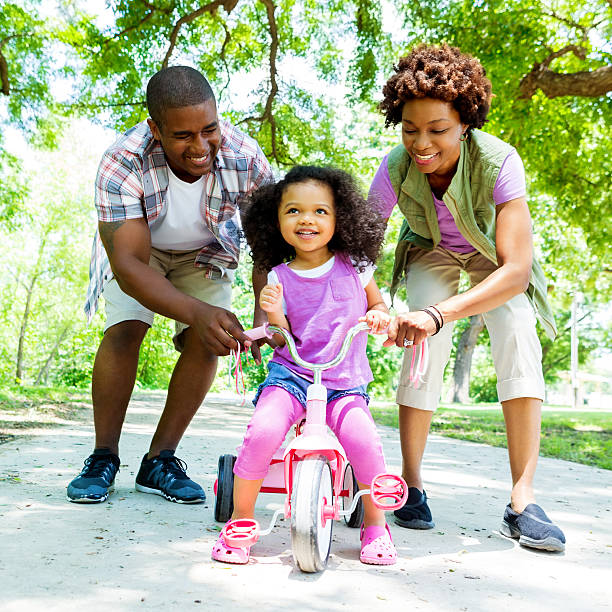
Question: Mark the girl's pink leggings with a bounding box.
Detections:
[233,386,386,484]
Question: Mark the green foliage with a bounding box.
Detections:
[469,369,498,403]
[0,147,28,229]
[0,121,108,387]
[346,0,387,104]
[392,0,612,260]
[540,305,609,384]
[53,322,103,388]
[0,0,610,399]
[61,0,396,169]
[466,328,498,403]
[0,1,73,143]
[366,336,403,399]
[135,319,177,389]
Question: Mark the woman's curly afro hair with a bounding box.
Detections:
[379,43,492,132]
[242,165,386,273]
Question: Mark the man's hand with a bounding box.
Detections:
[191,301,252,356]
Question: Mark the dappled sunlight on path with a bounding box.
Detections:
[0,391,610,611]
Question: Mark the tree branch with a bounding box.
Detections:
[0,50,9,96]
[101,10,156,46]
[259,0,280,162]
[571,172,599,188]
[161,0,239,68]
[519,63,612,99]
[542,44,587,69]
[69,99,146,111]
[541,9,589,38]
[0,33,31,96]
[217,20,233,97]
[237,0,287,164]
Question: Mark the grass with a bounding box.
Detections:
[370,403,612,471]
[0,386,91,444]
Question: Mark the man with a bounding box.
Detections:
[67,66,273,504]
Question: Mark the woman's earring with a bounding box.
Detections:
[459,132,468,141]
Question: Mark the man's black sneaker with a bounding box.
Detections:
[67,449,120,503]
[500,503,565,552]
[394,487,435,529]
[135,450,206,504]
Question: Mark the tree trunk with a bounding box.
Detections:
[34,325,70,385]
[15,273,39,384]
[451,314,485,403]
[15,240,45,384]
[138,333,152,384]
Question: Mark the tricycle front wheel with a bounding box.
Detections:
[290,455,333,573]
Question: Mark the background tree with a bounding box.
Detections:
[0,0,609,400]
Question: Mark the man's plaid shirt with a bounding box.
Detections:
[84,119,273,322]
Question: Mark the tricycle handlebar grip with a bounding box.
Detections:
[243,324,274,341]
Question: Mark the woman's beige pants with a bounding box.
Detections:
[396,246,545,411]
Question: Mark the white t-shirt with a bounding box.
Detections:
[150,167,216,250]
[268,256,374,313]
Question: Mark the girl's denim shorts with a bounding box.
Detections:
[253,361,370,408]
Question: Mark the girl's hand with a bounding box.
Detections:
[359,310,391,334]
[259,283,283,314]
[383,310,436,348]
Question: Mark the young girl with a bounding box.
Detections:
[212,165,395,566]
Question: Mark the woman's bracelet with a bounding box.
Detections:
[430,304,444,328]
[420,306,443,335]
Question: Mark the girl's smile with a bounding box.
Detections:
[278,180,336,267]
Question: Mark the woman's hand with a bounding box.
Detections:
[259,282,283,314]
[359,310,391,334]
[383,310,437,348]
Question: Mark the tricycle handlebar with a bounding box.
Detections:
[244,321,370,376]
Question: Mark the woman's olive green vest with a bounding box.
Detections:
[387,129,556,340]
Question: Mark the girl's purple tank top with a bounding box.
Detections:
[271,253,373,389]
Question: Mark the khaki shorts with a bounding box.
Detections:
[102,248,232,351]
[397,246,545,411]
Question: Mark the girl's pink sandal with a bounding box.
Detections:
[211,519,258,565]
[360,523,397,565]
[211,532,250,564]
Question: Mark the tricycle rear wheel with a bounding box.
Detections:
[342,463,364,528]
[214,454,236,522]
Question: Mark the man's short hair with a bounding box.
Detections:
[146,66,215,127]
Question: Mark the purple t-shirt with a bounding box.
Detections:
[270,254,373,389]
[368,150,526,253]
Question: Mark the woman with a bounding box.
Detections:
[370,44,565,552]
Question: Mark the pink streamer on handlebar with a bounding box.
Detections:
[229,343,249,405]
[228,325,272,405]
[407,340,428,389]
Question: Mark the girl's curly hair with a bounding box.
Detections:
[242,165,386,273]
[379,43,492,132]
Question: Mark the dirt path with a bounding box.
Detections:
[1,391,611,611]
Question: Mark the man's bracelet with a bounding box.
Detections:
[420,307,442,335]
